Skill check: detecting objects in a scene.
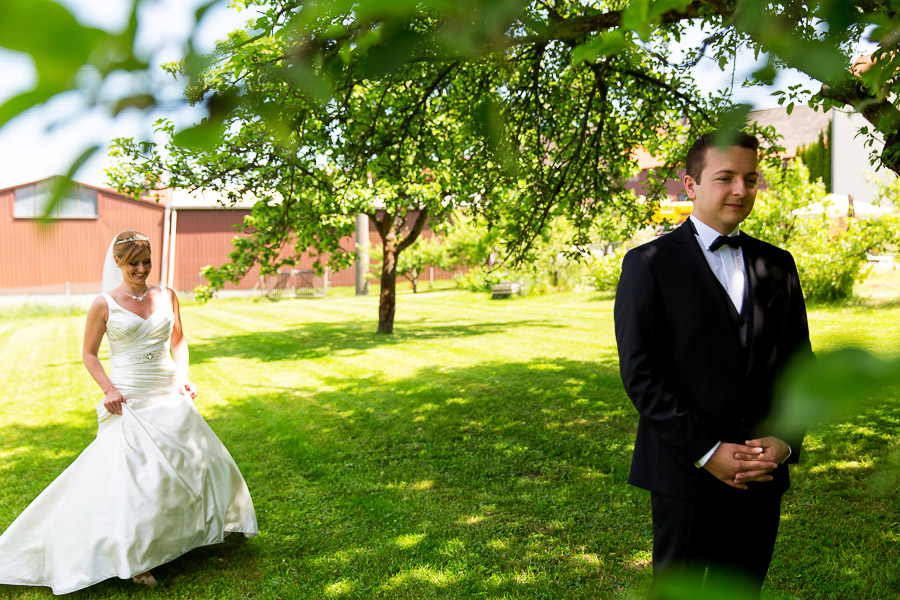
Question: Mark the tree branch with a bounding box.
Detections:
[818,77,900,173]
[397,208,429,253]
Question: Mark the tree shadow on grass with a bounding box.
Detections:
[0,355,650,599]
[194,354,900,599]
[3,338,896,598]
[193,357,652,599]
[0,421,96,514]
[188,318,565,364]
[773,390,900,599]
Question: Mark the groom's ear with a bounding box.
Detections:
[683,174,698,200]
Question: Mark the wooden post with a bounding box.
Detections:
[355,213,369,296]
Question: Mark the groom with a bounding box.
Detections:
[614,131,813,596]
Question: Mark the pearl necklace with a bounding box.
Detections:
[122,285,150,302]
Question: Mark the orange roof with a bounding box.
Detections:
[851,54,873,76]
[632,147,666,169]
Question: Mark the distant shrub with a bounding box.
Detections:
[588,248,626,292]
[453,266,496,292]
[743,159,897,303]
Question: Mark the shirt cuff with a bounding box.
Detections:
[781,444,792,464]
[695,441,721,468]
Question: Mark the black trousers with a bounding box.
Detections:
[649,473,784,599]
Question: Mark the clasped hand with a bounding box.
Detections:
[703,436,789,490]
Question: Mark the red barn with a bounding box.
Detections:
[1,177,458,296]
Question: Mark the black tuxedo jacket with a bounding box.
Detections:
[614,221,813,499]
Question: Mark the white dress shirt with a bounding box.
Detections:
[687,215,791,468]
[689,215,744,312]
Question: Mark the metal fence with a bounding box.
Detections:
[255,269,328,298]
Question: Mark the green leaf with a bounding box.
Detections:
[112,93,157,115]
[0,0,104,64]
[359,29,425,78]
[816,0,864,35]
[172,120,228,151]
[713,104,752,145]
[355,0,450,21]
[751,62,777,86]
[0,87,61,129]
[571,30,627,64]
[647,0,691,22]
[194,0,221,23]
[732,8,849,83]
[622,0,651,41]
[474,99,517,176]
[284,63,333,103]
[775,348,900,438]
[653,567,760,600]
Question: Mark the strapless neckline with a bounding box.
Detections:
[104,288,165,322]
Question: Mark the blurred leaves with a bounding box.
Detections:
[651,567,760,600]
[711,104,752,146]
[572,30,628,64]
[172,120,229,151]
[34,145,103,223]
[0,0,113,128]
[622,0,653,41]
[776,348,900,442]
[112,94,157,115]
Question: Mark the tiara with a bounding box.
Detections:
[115,234,149,245]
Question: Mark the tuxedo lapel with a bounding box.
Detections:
[743,238,772,377]
[668,222,745,355]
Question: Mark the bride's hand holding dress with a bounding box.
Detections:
[101,388,127,415]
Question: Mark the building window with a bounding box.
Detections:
[13,181,98,219]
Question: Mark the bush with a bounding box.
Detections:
[588,248,626,292]
[791,221,871,302]
[446,215,588,294]
[453,266,497,292]
[743,159,896,303]
[794,252,867,303]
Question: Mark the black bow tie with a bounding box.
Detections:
[709,234,743,251]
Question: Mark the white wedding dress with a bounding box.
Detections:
[0,291,257,595]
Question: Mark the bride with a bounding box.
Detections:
[0,231,257,594]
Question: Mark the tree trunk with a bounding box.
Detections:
[378,237,399,334]
[374,207,429,334]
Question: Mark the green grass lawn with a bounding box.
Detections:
[0,289,898,599]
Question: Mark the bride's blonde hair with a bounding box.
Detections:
[113,231,151,265]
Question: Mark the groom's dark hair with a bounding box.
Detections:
[686,131,759,183]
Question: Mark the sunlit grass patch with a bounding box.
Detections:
[382,565,461,590]
[394,533,427,549]
[324,577,360,597]
[808,458,875,474]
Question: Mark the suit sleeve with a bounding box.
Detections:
[771,251,814,464]
[614,248,720,469]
